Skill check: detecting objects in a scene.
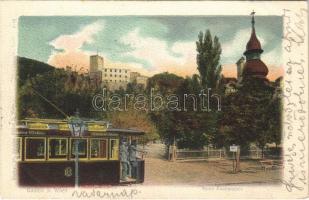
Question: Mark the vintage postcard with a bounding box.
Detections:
[0,1,308,199]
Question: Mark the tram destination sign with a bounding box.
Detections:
[28,122,49,130]
[87,124,107,132]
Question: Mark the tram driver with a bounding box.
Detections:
[120,138,129,181]
[129,140,138,178]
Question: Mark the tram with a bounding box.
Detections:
[17,118,145,186]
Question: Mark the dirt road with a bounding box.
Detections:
[143,143,282,186]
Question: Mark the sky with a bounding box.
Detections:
[18,16,283,80]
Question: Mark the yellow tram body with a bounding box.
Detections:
[17,118,145,186]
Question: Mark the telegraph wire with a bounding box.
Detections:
[19,77,69,119]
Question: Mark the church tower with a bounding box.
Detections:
[242,11,269,79]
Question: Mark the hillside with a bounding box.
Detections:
[17,56,55,85]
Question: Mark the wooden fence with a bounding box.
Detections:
[176,149,225,160]
[174,148,271,161]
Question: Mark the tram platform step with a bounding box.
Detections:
[120,178,137,184]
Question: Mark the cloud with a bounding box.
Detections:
[221,28,266,63]
[221,63,283,81]
[267,65,284,81]
[221,27,282,68]
[263,48,283,66]
[47,21,104,71]
[46,20,282,80]
[119,28,198,77]
[221,64,237,78]
[221,27,283,80]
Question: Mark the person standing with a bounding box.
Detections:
[129,140,138,178]
[120,139,129,181]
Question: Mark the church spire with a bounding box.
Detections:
[244,10,263,56]
[242,11,268,79]
[251,10,255,29]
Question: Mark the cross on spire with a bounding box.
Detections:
[251,10,256,27]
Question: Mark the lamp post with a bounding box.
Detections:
[68,110,85,187]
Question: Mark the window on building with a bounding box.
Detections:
[70,139,87,159]
[48,138,67,160]
[105,74,107,77]
[90,139,107,159]
[115,80,117,82]
[115,75,117,77]
[125,76,127,78]
[110,74,112,77]
[110,80,112,82]
[109,139,119,160]
[25,137,46,160]
[105,69,107,72]
[115,69,117,72]
[110,69,112,72]
[119,70,121,73]
[119,75,121,78]
[125,70,127,73]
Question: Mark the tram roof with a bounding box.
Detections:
[107,128,144,135]
[20,118,109,124]
[18,118,145,135]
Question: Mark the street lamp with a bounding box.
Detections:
[68,110,85,187]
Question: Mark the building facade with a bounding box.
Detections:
[90,55,104,72]
[130,72,148,87]
[90,54,148,90]
[102,67,131,90]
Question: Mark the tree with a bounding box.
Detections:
[147,72,221,150]
[18,58,105,119]
[215,77,281,156]
[147,72,184,145]
[107,111,159,143]
[196,30,222,89]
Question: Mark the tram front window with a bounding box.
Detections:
[48,138,67,160]
[90,139,107,159]
[71,139,87,159]
[25,137,46,160]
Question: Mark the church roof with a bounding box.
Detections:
[245,27,262,53]
[244,12,263,55]
[243,59,268,77]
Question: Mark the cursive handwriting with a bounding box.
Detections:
[72,188,140,199]
[283,8,307,52]
[281,7,308,192]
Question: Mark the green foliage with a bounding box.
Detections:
[147,72,221,149]
[196,30,222,88]
[18,57,160,141]
[18,57,54,86]
[147,72,183,94]
[215,77,282,151]
[18,54,282,151]
[18,57,104,119]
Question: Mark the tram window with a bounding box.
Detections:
[109,139,119,160]
[70,139,87,159]
[25,137,46,160]
[48,138,67,160]
[16,137,21,160]
[90,139,107,159]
